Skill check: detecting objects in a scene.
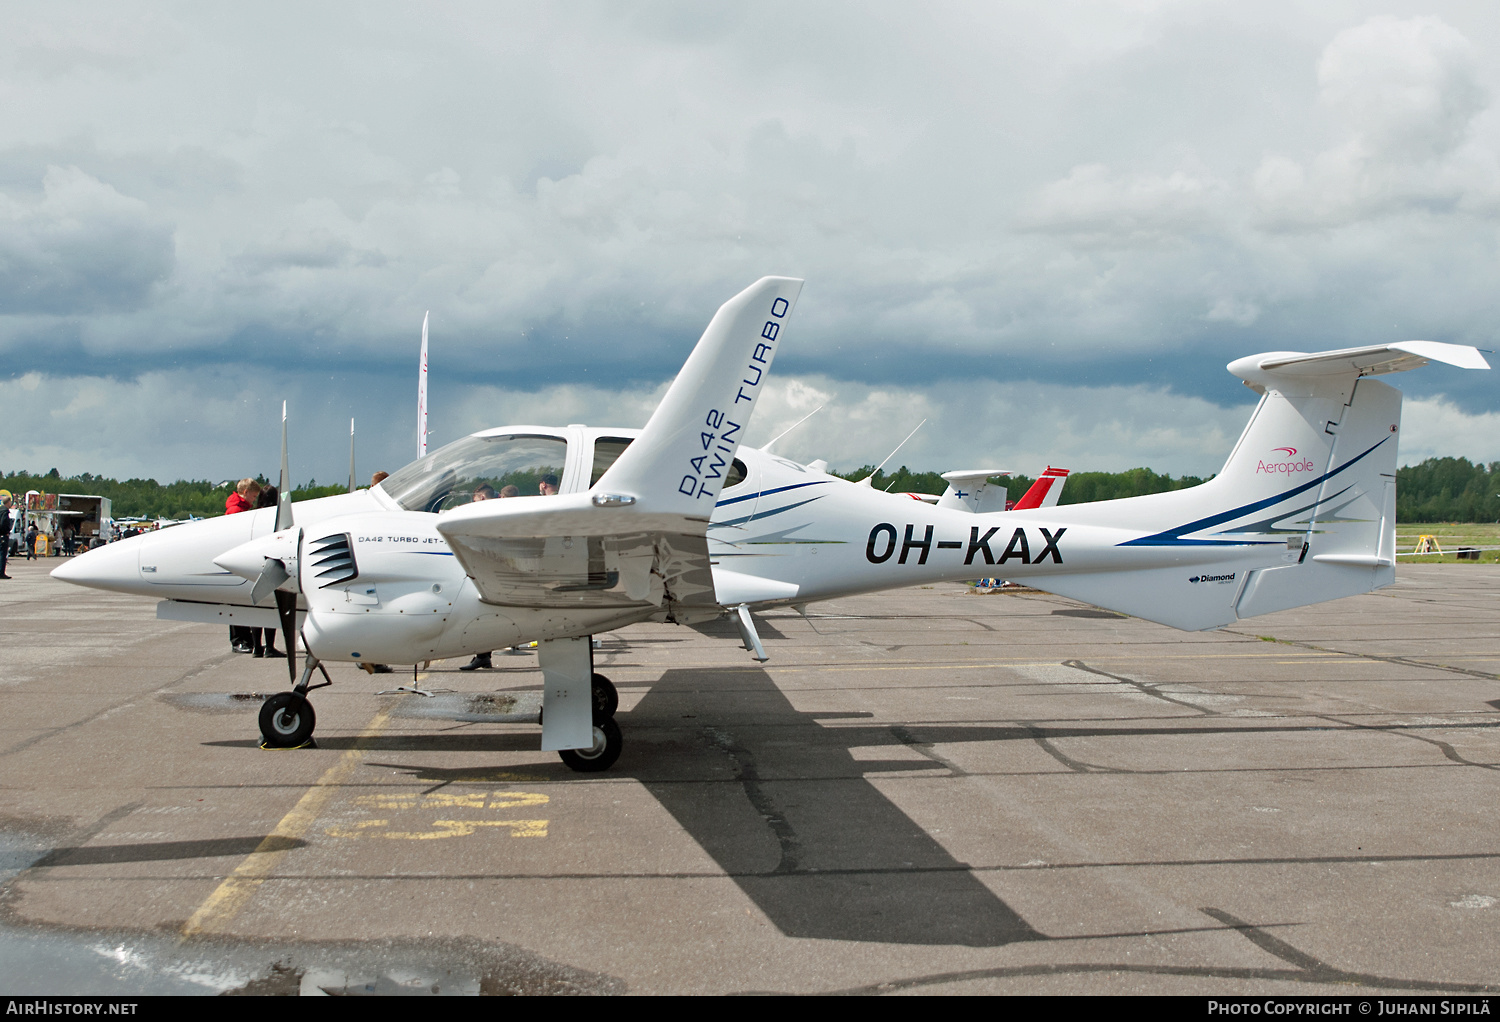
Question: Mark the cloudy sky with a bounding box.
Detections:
[2,1,1497,486]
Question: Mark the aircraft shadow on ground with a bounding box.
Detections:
[690,616,791,641]
[34,836,305,867]
[202,670,1498,947]
[625,668,1041,947]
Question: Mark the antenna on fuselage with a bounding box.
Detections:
[856,418,927,488]
[758,404,824,453]
[418,311,430,459]
[348,418,356,493]
[276,401,293,531]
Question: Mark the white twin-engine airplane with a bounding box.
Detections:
[54,277,1489,771]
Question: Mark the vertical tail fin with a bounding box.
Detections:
[1231,376,1402,618]
[1023,341,1487,629]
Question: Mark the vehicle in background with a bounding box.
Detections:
[9,492,114,555]
[57,494,113,549]
[6,504,24,556]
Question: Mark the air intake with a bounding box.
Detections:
[307,533,357,587]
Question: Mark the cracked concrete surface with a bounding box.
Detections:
[1,560,1496,994]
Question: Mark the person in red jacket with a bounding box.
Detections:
[225,478,259,516]
[226,479,261,652]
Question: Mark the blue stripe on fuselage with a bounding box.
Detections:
[711,495,825,530]
[715,480,830,508]
[1118,435,1390,547]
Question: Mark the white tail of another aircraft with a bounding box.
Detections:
[935,469,1010,512]
[1024,341,1489,630]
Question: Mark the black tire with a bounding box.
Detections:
[591,673,619,719]
[259,692,316,748]
[558,717,622,772]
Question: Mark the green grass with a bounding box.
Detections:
[1396,522,1500,564]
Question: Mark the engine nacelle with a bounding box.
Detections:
[295,512,471,665]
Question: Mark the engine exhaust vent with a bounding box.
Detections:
[308,533,357,587]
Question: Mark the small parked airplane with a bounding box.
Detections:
[906,465,1070,511]
[53,277,1489,771]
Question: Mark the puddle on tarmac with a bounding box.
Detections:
[390,691,542,725]
[159,691,543,725]
[0,831,621,995]
[159,693,269,714]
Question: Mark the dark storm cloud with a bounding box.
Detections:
[0,166,174,314]
[1,2,1497,481]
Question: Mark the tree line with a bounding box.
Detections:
[836,457,1500,521]
[833,465,1209,505]
[4,456,1496,521]
[0,469,346,521]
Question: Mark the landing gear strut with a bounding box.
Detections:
[259,692,315,748]
[259,654,332,749]
[591,672,619,718]
[555,638,623,771]
[559,717,622,772]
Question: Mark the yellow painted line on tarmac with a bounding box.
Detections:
[180,702,395,938]
[756,650,1500,675]
[799,654,1350,674]
[327,819,548,840]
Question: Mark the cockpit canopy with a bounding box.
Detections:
[381,433,569,513]
[378,428,746,514]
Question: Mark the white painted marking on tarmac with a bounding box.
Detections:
[1450,894,1496,909]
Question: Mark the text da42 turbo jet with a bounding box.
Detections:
[54,276,1489,771]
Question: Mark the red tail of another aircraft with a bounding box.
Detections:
[1010,466,1070,510]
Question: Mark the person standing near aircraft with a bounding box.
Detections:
[538,474,559,496]
[0,496,11,578]
[248,486,287,659]
[371,471,389,488]
[226,479,260,653]
[458,482,511,671]
[226,478,260,515]
[24,521,38,560]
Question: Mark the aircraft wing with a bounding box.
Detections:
[431,492,711,609]
[436,276,803,611]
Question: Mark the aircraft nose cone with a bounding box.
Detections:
[50,537,143,593]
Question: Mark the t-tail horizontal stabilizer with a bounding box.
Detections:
[936,470,1010,513]
[1022,341,1487,630]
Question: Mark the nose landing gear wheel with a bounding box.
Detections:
[591,673,619,719]
[259,692,316,748]
[558,716,622,772]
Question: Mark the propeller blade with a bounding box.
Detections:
[274,588,298,685]
[276,400,294,532]
[250,558,289,605]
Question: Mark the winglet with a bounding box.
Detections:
[593,276,803,517]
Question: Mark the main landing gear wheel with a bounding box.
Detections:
[591,673,619,719]
[259,692,316,748]
[558,717,622,773]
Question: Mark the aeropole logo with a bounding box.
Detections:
[1257,446,1315,476]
